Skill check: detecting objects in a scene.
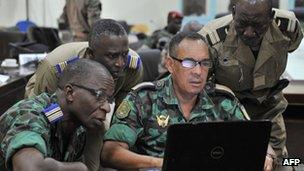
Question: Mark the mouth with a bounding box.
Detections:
[189,81,203,86]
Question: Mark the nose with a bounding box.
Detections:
[99,101,111,114]
[115,55,126,68]
[192,64,203,75]
[243,26,256,37]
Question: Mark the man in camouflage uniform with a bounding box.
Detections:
[0,59,114,171]
[99,32,275,170]
[24,19,143,171]
[58,0,102,41]
[199,0,303,169]
[145,11,183,50]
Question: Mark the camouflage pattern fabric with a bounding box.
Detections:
[0,93,85,170]
[104,75,246,157]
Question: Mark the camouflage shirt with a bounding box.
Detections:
[104,75,246,157]
[0,93,85,170]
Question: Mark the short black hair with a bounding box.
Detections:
[169,32,208,58]
[88,19,127,49]
[58,58,112,88]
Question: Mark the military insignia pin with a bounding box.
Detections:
[156,115,169,128]
[116,100,131,119]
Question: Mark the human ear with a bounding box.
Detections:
[166,56,175,74]
[232,5,236,17]
[64,84,74,104]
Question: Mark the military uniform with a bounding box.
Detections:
[0,93,86,170]
[58,0,102,41]
[25,42,143,107]
[24,42,142,171]
[145,28,174,50]
[104,75,248,157]
[199,8,303,163]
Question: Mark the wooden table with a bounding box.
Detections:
[0,64,36,114]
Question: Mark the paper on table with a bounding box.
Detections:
[0,74,10,85]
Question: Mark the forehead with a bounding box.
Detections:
[235,1,270,20]
[86,75,115,94]
[176,39,209,60]
[93,35,128,53]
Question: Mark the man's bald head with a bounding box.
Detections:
[234,0,273,15]
[232,0,274,49]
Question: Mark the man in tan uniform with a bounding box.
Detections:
[199,0,303,169]
[25,19,143,171]
[58,0,102,41]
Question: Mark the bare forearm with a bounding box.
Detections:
[13,148,88,171]
[101,141,163,170]
[44,158,88,171]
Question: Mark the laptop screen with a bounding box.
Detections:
[162,121,271,171]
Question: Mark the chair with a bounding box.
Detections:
[137,49,161,82]
[0,31,27,60]
[27,27,61,51]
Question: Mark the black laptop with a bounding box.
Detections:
[162,121,271,171]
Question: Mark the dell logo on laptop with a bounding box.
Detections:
[210,146,225,159]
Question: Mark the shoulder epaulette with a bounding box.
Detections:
[54,56,79,74]
[199,14,232,46]
[214,84,236,99]
[131,82,156,94]
[273,8,297,32]
[126,49,141,70]
[43,103,63,124]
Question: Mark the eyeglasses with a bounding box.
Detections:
[170,56,212,69]
[70,83,113,103]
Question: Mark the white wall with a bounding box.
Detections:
[102,0,180,33]
[0,0,64,28]
[0,0,181,33]
[0,0,292,32]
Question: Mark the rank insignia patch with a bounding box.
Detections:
[116,100,131,119]
[156,115,169,128]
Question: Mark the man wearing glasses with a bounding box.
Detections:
[0,59,114,171]
[24,19,143,171]
[100,32,260,170]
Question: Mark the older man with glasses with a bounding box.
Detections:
[0,59,114,171]
[99,32,260,170]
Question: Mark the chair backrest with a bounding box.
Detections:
[0,31,27,60]
[27,27,61,51]
[137,49,161,82]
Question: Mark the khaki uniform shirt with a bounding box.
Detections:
[25,42,144,107]
[59,0,102,41]
[199,9,303,117]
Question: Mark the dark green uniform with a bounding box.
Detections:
[104,75,248,157]
[0,93,85,170]
[145,28,174,49]
[199,9,303,163]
